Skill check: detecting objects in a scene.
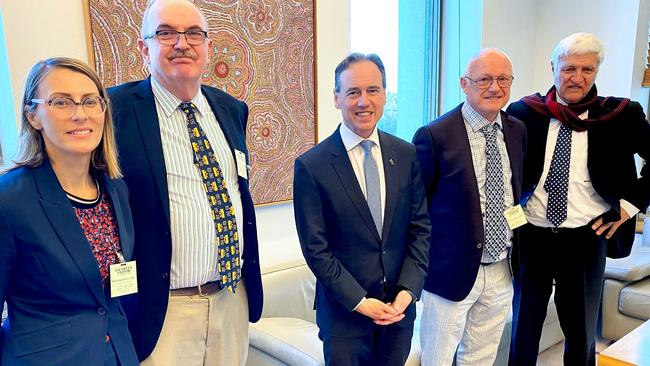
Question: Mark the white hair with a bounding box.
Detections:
[552,32,604,67]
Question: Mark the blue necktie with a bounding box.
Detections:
[180,102,240,292]
[481,124,508,261]
[544,123,572,227]
[360,140,382,237]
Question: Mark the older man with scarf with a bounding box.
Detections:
[506,32,650,366]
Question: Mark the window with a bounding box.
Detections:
[351,0,441,141]
[0,8,17,167]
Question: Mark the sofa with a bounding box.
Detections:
[247,260,564,366]
[601,218,650,340]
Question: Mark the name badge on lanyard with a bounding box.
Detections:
[109,260,138,298]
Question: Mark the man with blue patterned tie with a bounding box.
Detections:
[293,53,431,366]
[413,49,526,366]
[507,32,650,366]
[107,0,263,364]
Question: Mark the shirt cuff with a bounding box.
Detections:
[620,199,640,219]
[353,297,366,311]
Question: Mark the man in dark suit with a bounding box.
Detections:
[293,53,431,366]
[107,0,262,364]
[413,49,526,366]
[506,33,650,366]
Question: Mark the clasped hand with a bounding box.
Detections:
[355,290,413,326]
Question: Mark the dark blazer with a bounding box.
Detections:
[412,104,526,302]
[107,77,263,360]
[507,98,650,259]
[293,127,431,337]
[0,159,138,365]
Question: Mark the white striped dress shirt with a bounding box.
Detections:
[151,77,244,289]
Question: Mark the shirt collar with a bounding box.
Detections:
[461,102,503,132]
[339,122,381,152]
[150,76,209,118]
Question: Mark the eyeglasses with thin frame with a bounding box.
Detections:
[144,30,208,45]
[30,96,108,118]
[464,75,514,89]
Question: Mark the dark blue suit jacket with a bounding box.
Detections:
[413,104,526,301]
[107,77,263,360]
[293,127,431,337]
[0,159,138,365]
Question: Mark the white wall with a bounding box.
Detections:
[482,0,537,105]
[0,0,89,128]
[0,0,350,272]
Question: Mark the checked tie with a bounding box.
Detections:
[544,123,572,227]
[481,123,508,261]
[180,102,240,292]
[360,140,382,237]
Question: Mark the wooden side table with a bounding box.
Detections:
[599,319,650,365]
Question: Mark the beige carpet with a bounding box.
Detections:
[536,338,612,365]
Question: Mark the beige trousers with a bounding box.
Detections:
[140,282,249,366]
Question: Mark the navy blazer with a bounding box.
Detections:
[413,104,526,302]
[507,97,650,259]
[107,77,263,360]
[293,127,431,337]
[0,159,138,365]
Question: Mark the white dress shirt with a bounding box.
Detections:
[151,77,244,289]
[524,97,639,228]
[339,122,386,222]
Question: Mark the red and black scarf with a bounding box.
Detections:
[521,86,629,132]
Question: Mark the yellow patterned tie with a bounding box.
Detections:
[180,102,240,292]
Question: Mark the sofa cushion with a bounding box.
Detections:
[619,277,650,320]
[250,317,324,366]
[605,246,650,282]
[260,264,317,323]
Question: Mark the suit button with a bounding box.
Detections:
[162,272,169,279]
[382,250,386,255]
[477,242,482,249]
[97,308,107,316]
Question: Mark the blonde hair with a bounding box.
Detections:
[9,57,122,178]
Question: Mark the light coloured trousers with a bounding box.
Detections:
[420,260,512,366]
[140,282,249,366]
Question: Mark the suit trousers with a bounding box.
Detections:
[321,315,414,366]
[509,224,606,366]
[140,281,249,366]
[420,259,512,366]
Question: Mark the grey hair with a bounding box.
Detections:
[334,53,386,93]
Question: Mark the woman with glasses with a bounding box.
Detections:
[0,57,138,365]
